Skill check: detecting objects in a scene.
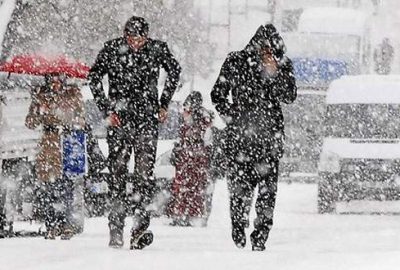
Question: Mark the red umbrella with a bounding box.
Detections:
[0,55,90,79]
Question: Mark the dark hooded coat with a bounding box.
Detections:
[211,24,297,164]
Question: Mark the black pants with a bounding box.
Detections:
[227,159,279,246]
[106,122,158,234]
[36,177,74,231]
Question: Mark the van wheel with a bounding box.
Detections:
[317,177,336,214]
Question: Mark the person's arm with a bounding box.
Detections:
[270,57,297,104]
[159,42,181,111]
[211,54,236,119]
[25,96,41,130]
[71,87,86,129]
[88,44,111,118]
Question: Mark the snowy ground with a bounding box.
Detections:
[1,181,400,270]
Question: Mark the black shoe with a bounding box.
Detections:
[250,230,268,251]
[44,229,57,240]
[60,227,74,240]
[232,227,246,249]
[252,245,266,251]
[130,230,153,250]
[108,225,124,248]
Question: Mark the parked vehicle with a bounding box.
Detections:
[318,75,400,214]
[284,7,372,87]
[280,7,372,179]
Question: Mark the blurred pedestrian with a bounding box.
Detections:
[25,73,85,240]
[169,91,213,227]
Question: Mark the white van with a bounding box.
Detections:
[279,7,373,179]
[318,75,400,213]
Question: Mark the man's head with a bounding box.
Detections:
[124,16,149,50]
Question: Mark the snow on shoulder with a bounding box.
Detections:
[326,75,400,104]
[298,7,368,36]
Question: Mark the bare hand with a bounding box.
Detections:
[261,48,278,73]
[39,104,50,114]
[107,113,121,127]
[159,108,168,123]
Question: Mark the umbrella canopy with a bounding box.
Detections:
[0,55,90,79]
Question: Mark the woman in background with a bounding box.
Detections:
[168,91,214,226]
[26,73,85,239]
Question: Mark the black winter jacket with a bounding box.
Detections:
[211,27,297,162]
[88,37,181,125]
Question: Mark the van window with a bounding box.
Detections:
[324,104,400,139]
[286,34,360,61]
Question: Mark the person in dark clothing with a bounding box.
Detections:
[374,38,395,75]
[88,16,181,249]
[211,24,297,251]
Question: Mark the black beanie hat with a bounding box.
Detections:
[124,16,149,37]
[184,91,203,109]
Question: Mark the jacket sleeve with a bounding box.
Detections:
[159,42,181,111]
[88,44,111,118]
[270,57,297,104]
[211,54,236,118]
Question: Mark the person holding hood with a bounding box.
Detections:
[211,24,297,251]
[25,73,85,240]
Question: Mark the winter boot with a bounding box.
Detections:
[250,229,269,251]
[232,226,246,249]
[108,224,124,248]
[130,229,153,250]
[44,228,57,240]
[60,225,74,240]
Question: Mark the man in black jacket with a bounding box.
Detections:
[211,24,297,251]
[88,16,181,249]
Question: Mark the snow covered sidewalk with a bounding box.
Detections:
[1,181,400,270]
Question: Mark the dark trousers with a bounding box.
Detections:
[227,159,279,246]
[0,188,6,231]
[106,123,158,234]
[36,177,74,230]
